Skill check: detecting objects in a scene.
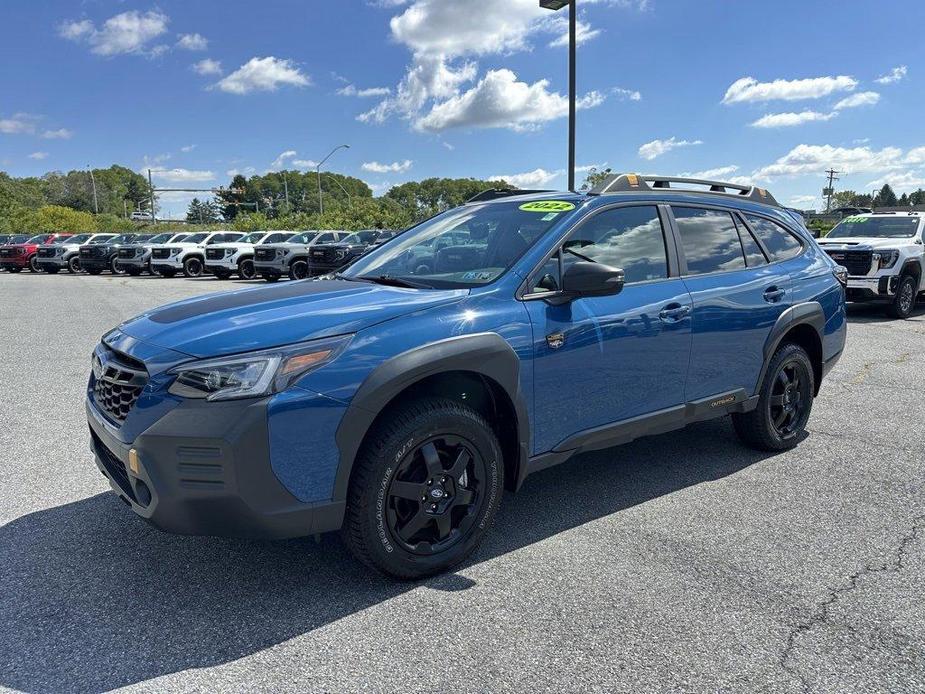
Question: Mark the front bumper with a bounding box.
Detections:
[86,395,344,539]
[254,258,288,277]
[0,256,28,269]
[151,257,184,272]
[35,256,67,269]
[81,258,111,271]
[845,275,899,302]
[204,256,239,273]
[118,254,149,270]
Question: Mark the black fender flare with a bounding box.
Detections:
[754,301,825,395]
[900,258,922,280]
[332,332,530,502]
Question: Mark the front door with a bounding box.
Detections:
[523,204,692,455]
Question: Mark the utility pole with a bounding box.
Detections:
[88,166,99,214]
[316,144,350,215]
[567,0,576,191]
[148,169,156,223]
[824,168,839,213]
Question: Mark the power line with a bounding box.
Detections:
[824,168,840,213]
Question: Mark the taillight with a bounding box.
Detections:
[833,265,848,287]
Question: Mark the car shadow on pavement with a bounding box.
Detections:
[1,417,781,693]
[845,302,925,322]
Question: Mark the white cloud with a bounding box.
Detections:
[681,165,740,179]
[750,111,837,128]
[904,147,925,165]
[148,167,215,182]
[226,166,256,177]
[638,137,703,160]
[875,66,907,84]
[789,195,818,207]
[0,114,38,135]
[338,84,392,97]
[753,144,906,179]
[59,10,169,56]
[833,91,880,110]
[865,171,925,192]
[28,152,49,160]
[292,159,319,169]
[416,68,604,132]
[490,167,560,188]
[176,33,208,51]
[180,144,196,153]
[548,18,601,48]
[192,58,222,76]
[216,57,310,95]
[41,128,73,140]
[722,75,857,104]
[613,87,642,101]
[269,150,298,170]
[362,160,413,173]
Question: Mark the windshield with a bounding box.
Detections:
[110,234,135,244]
[168,234,188,243]
[290,232,318,244]
[262,232,293,244]
[183,233,208,244]
[26,235,48,244]
[89,235,115,244]
[240,232,265,244]
[10,235,29,243]
[827,216,920,239]
[147,233,173,244]
[66,234,92,244]
[343,200,574,288]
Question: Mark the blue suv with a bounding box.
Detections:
[86,174,847,578]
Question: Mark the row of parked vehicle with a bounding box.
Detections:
[0,228,402,281]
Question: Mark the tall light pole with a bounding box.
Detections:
[87,166,99,214]
[316,144,350,215]
[540,0,576,191]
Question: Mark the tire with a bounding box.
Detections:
[288,259,309,280]
[28,256,39,272]
[43,266,60,274]
[262,274,280,283]
[110,257,126,275]
[183,256,204,278]
[733,343,814,452]
[886,274,917,319]
[238,258,257,280]
[343,397,504,579]
[68,256,80,273]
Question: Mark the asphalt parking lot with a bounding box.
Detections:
[1,272,923,693]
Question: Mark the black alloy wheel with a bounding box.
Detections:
[183,256,203,277]
[110,256,126,275]
[238,258,257,280]
[386,435,487,555]
[68,256,81,273]
[28,255,39,272]
[888,275,917,319]
[768,362,808,440]
[289,259,309,280]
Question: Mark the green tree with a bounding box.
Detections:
[28,205,98,232]
[899,192,910,206]
[580,167,613,191]
[910,188,925,206]
[873,184,898,207]
[385,177,512,220]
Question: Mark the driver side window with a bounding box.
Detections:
[529,205,668,293]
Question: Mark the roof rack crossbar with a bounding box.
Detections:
[467,188,553,203]
[589,173,780,208]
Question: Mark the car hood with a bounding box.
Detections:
[210,242,255,249]
[817,237,916,249]
[155,242,203,249]
[117,279,468,358]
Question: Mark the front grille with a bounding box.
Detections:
[80,247,101,258]
[311,248,337,263]
[206,248,224,260]
[90,429,136,502]
[118,247,139,259]
[151,248,170,260]
[255,247,275,261]
[0,248,13,257]
[825,249,872,276]
[92,348,148,423]
[37,247,57,258]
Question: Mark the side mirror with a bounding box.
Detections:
[561,261,624,298]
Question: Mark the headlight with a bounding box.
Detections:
[167,334,352,401]
[226,248,237,256]
[873,249,899,269]
[335,249,347,259]
[170,248,181,257]
[279,249,288,257]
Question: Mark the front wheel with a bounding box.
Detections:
[28,256,39,272]
[733,343,814,451]
[110,257,126,275]
[183,256,203,278]
[288,259,309,280]
[238,258,257,280]
[343,398,504,579]
[68,256,80,273]
[886,274,917,319]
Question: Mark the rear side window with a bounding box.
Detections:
[743,214,803,261]
[734,217,767,267]
[672,207,746,275]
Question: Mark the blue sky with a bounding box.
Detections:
[2,0,924,216]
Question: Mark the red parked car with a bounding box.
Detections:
[0,233,73,273]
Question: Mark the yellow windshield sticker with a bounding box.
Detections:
[519,201,576,212]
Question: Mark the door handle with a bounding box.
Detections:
[763,286,786,303]
[658,303,690,322]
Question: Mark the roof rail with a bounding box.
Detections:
[467,188,553,203]
[589,173,780,207]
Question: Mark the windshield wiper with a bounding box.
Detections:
[357,274,432,288]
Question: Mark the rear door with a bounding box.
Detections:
[668,205,792,401]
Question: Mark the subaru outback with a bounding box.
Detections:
[86,174,847,579]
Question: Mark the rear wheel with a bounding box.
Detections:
[28,256,39,272]
[183,256,203,278]
[289,259,309,280]
[238,258,257,280]
[733,343,814,451]
[886,274,917,319]
[343,397,504,579]
[68,256,80,273]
